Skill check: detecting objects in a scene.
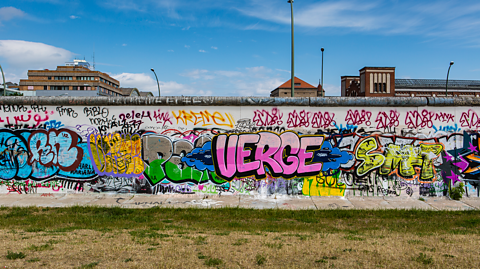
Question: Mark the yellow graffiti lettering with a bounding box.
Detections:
[302,172,346,196]
[355,137,385,176]
[171,110,235,128]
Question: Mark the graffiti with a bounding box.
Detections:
[253,108,283,126]
[375,110,399,129]
[88,132,145,177]
[0,102,479,198]
[28,128,83,171]
[287,110,310,128]
[311,111,336,129]
[212,131,327,180]
[172,110,235,128]
[345,109,371,126]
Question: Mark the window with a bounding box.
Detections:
[54,76,72,80]
[44,86,47,90]
[48,77,51,80]
[294,83,301,86]
[73,86,78,90]
[383,83,387,93]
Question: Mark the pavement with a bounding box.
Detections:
[0,193,479,210]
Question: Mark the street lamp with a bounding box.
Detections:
[446,61,454,97]
[151,68,161,97]
[0,64,6,96]
[321,47,324,95]
[288,0,294,97]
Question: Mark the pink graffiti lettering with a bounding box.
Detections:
[153,110,173,126]
[212,131,324,180]
[460,109,480,129]
[405,109,435,129]
[375,110,400,129]
[311,111,336,128]
[345,110,371,126]
[252,108,283,126]
[287,110,310,128]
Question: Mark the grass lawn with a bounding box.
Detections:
[1,206,479,268]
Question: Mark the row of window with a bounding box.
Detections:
[374,83,387,93]
[99,78,119,88]
[44,85,122,96]
[77,76,95,81]
[47,76,118,88]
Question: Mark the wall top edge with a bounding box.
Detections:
[0,96,479,107]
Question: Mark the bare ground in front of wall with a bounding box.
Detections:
[1,229,480,268]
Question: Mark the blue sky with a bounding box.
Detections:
[1,0,480,96]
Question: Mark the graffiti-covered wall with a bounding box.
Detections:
[1,96,479,198]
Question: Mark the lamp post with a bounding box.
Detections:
[288,0,294,97]
[0,64,6,96]
[151,68,161,97]
[321,47,324,96]
[446,61,454,97]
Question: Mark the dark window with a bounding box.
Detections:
[383,83,387,92]
[48,77,51,80]
[294,83,301,86]
[44,86,47,90]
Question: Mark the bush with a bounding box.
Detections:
[449,182,465,200]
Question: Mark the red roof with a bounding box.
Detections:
[276,77,316,89]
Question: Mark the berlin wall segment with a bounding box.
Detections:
[0,96,479,198]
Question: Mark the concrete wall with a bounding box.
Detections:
[0,96,479,198]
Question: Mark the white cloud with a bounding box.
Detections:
[211,46,218,50]
[182,26,190,30]
[0,7,26,23]
[168,49,174,52]
[181,69,215,80]
[0,40,74,82]
[199,50,206,53]
[184,45,190,48]
[122,43,127,46]
[112,72,212,96]
[69,15,79,19]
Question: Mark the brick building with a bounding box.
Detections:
[19,60,122,96]
[270,77,324,97]
[342,67,480,97]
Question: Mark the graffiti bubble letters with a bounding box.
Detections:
[212,131,325,180]
[28,129,83,171]
[172,110,235,128]
[405,109,453,129]
[88,132,145,177]
[345,110,372,126]
[253,108,283,126]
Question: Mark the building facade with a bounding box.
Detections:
[19,60,122,97]
[342,66,480,97]
[270,77,324,97]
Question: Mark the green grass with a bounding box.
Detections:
[413,253,433,265]
[6,251,26,260]
[77,262,99,268]
[256,253,267,265]
[204,258,223,267]
[0,206,479,236]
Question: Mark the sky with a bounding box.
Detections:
[1,0,480,97]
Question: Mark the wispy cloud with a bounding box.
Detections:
[0,40,74,82]
[199,49,206,53]
[112,72,212,96]
[211,46,218,50]
[0,7,27,25]
[69,15,79,19]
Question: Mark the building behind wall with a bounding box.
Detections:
[270,77,324,97]
[19,60,123,97]
[342,66,480,97]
